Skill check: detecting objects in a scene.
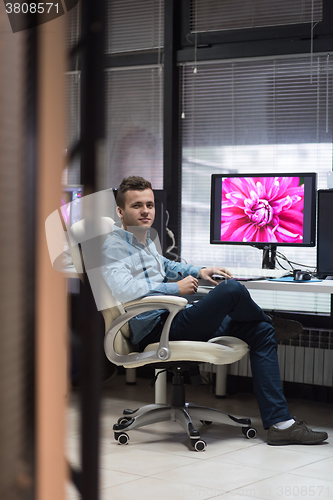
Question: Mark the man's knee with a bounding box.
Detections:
[212,279,251,311]
[246,321,276,349]
[217,278,245,295]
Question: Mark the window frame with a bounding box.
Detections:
[180,0,333,54]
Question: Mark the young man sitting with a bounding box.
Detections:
[102,176,328,446]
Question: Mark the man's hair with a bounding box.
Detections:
[117,176,152,208]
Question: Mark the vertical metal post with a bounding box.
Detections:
[79,1,106,499]
[163,0,182,255]
[24,22,38,500]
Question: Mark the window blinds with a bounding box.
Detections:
[65,66,164,189]
[105,66,164,190]
[65,1,165,189]
[66,0,164,54]
[66,1,81,52]
[190,0,323,33]
[181,53,333,313]
[106,0,164,54]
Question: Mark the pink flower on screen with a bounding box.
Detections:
[221,176,304,243]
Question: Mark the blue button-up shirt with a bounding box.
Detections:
[102,225,201,344]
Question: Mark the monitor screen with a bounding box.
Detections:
[210,173,316,247]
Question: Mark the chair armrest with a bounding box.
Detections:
[124,295,188,308]
[104,295,188,366]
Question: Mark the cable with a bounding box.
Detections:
[251,245,317,274]
[164,210,188,262]
[276,250,317,269]
[165,210,176,254]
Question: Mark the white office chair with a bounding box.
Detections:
[67,217,257,451]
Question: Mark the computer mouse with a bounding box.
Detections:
[294,271,311,281]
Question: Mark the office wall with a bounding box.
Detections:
[0,5,68,499]
[0,6,29,500]
[36,16,68,500]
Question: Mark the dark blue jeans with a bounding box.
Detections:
[167,279,292,429]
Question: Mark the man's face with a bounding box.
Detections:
[117,188,155,231]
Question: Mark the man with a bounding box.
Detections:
[102,176,328,446]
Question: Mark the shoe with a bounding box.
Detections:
[267,313,303,342]
[267,419,328,445]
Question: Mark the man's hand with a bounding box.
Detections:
[199,266,233,285]
[177,276,199,295]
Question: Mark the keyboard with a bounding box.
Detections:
[212,274,268,282]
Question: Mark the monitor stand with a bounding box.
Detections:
[261,245,276,270]
[317,274,333,280]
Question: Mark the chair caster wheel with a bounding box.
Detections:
[117,417,131,425]
[115,432,129,445]
[200,420,212,426]
[242,426,257,439]
[192,439,207,452]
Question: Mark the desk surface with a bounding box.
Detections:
[198,278,333,295]
[242,278,333,294]
[64,264,333,294]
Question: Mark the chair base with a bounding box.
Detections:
[113,367,257,451]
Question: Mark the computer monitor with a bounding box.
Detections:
[210,173,317,269]
[316,189,333,279]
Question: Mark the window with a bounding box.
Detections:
[190,0,323,33]
[181,53,333,313]
[65,1,165,190]
[105,66,164,189]
[106,0,164,53]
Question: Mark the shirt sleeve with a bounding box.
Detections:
[101,236,179,304]
[162,257,202,280]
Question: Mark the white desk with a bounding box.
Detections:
[64,266,333,401]
[241,278,333,295]
[197,278,333,317]
[198,278,333,296]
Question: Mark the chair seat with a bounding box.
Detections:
[123,336,248,368]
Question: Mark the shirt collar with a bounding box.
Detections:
[113,224,151,247]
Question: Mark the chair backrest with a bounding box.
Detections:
[67,217,134,355]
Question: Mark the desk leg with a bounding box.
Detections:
[126,368,136,385]
[215,365,227,398]
[155,369,167,404]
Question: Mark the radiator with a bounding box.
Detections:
[202,328,333,387]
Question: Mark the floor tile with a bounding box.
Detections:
[234,472,333,500]
[100,447,197,476]
[138,432,261,459]
[67,375,333,500]
[100,469,142,489]
[152,459,275,492]
[291,456,333,481]
[212,443,325,473]
[100,476,226,500]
